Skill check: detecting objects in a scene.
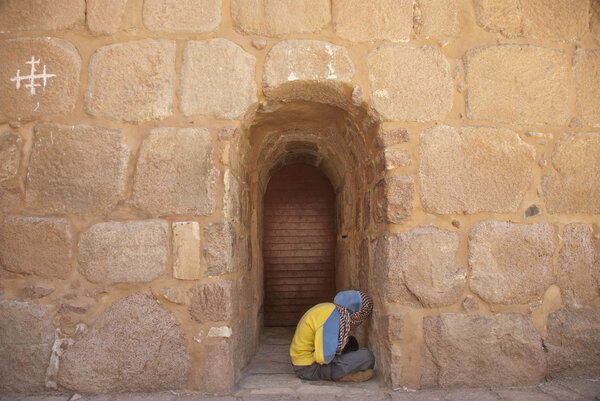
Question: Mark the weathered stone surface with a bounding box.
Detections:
[543,133,600,214]
[379,315,404,342]
[466,45,569,125]
[189,281,236,322]
[332,0,412,42]
[462,296,480,312]
[0,299,54,393]
[184,43,256,120]
[0,184,21,214]
[25,123,129,215]
[231,0,330,36]
[157,286,189,305]
[143,0,221,32]
[374,175,414,224]
[86,40,176,122]
[78,220,167,284]
[172,221,203,280]
[58,294,191,393]
[546,307,600,378]
[376,127,409,148]
[86,0,127,34]
[384,149,412,170]
[420,125,535,214]
[24,283,56,299]
[0,216,72,279]
[0,38,81,121]
[204,222,235,276]
[415,0,460,37]
[422,313,545,389]
[202,340,235,393]
[223,170,241,223]
[263,40,355,91]
[375,228,464,308]
[574,51,600,127]
[0,131,21,182]
[469,222,555,305]
[133,127,218,216]
[368,45,453,121]
[0,0,85,31]
[474,0,521,36]
[593,0,600,44]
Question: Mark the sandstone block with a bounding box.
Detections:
[546,307,600,378]
[231,0,330,36]
[375,228,464,308]
[263,40,355,91]
[415,0,460,37]
[374,175,414,224]
[204,222,236,276]
[0,0,84,31]
[422,313,545,388]
[0,131,21,182]
[58,294,191,393]
[25,123,129,215]
[543,133,600,214]
[0,216,72,279]
[86,40,176,122]
[332,0,412,42]
[368,45,453,121]
[78,220,167,284]
[376,127,409,148]
[0,38,81,121]
[202,340,235,393]
[173,221,203,280]
[143,0,221,32]
[593,0,600,44]
[384,149,412,170]
[379,315,404,342]
[466,45,569,125]
[420,125,535,214]
[474,0,521,36]
[133,128,217,216]
[179,39,256,119]
[223,170,241,223]
[575,51,600,127]
[86,0,127,34]
[189,281,236,322]
[469,222,555,305]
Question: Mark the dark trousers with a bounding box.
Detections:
[292,348,375,381]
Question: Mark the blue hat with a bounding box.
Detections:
[333,290,362,313]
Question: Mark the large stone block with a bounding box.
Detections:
[78,220,168,284]
[414,0,460,37]
[466,45,569,125]
[0,216,72,279]
[143,0,221,32]
[231,0,330,36]
[332,0,412,42]
[420,125,535,214]
[368,45,453,121]
[543,133,600,214]
[179,39,256,119]
[375,228,464,308]
[172,221,203,280]
[58,294,191,393]
[86,0,127,34]
[202,340,235,393]
[0,0,85,31]
[223,170,241,223]
[546,307,600,378]
[189,281,236,322]
[422,314,546,389]
[0,131,21,182]
[133,127,218,216]
[469,222,556,305]
[575,51,600,127]
[473,0,521,36]
[0,38,81,121]
[204,222,236,276]
[373,175,414,224]
[86,40,176,122]
[25,123,129,215]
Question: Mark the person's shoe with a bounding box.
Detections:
[338,369,374,382]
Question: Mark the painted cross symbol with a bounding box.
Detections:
[10,56,56,95]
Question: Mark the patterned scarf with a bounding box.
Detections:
[335,291,373,354]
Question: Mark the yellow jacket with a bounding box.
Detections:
[289,303,338,366]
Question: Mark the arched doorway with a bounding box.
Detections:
[262,163,336,326]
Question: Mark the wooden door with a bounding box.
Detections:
[263,163,336,327]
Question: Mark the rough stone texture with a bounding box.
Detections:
[231,0,330,36]
[419,125,535,214]
[415,0,460,37]
[202,340,235,393]
[78,220,167,284]
[557,224,600,306]
[172,222,203,280]
[546,307,600,378]
[0,131,21,182]
[469,222,555,305]
[543,133,600,214]
[374,175,414,224]
[466,45,569,125]
[0,184,21,214]
[376,127,409,148]
[133,128,218,216]
[223,170,241,223]
[474,0,521,36]
[86,40,176,122]
[23,283,56,299]
[0,216,72,279]
[189,281,236,322]
[593,0,600,44]
[143,0,221,32]
[332,0,413,42]
[574,51,600,127]
[263,40,355,90]
[0,299,54,393]
[384,149,412,169]
[204,222,236,276]
[422,313,546,389]
[379,315,404,342]
[157,286,189,305]
[25,123,129,215]
[368,45,453,121]
[375,228,464,308]
[58,294,191,393]
[86,0,128,34]
[0,0,85,31]
[0,38,81,121]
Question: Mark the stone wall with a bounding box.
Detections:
[0,0,599,394]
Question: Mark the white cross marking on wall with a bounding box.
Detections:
[10,56,57,95]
